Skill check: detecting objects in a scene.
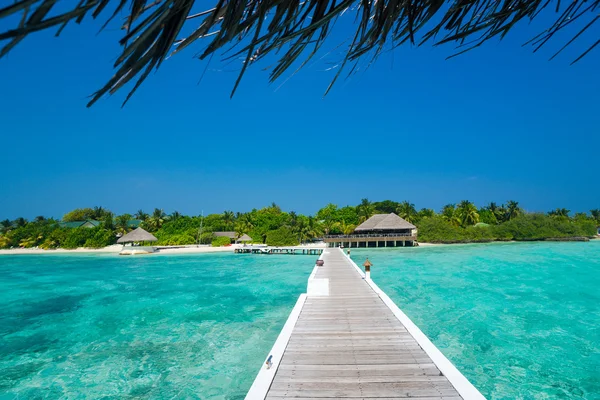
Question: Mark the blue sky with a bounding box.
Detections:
[0,7,598,219]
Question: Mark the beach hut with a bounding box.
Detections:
[117,227,158,255]
[236,234,253,244]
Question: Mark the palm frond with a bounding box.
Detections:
[0,0,597,106]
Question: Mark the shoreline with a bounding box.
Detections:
[0,243,328,256]
[1,238,596,256]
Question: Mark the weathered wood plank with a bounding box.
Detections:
[261,249,464,400]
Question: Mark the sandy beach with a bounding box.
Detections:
[0,243,329,256]
[0,244,238,256]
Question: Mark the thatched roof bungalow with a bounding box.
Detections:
[355,213,416,233]
[325,213,417,248]
[117,227,158,244]
[237,234,253,242]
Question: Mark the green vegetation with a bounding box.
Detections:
[266,227,299,246]
[211,236,231,247]
[1,200,598,249]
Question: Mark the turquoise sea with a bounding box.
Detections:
[0,253,312,399]
[1,242,599,399]
[352,241,600,399]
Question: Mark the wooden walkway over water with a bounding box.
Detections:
[246,248,485,400]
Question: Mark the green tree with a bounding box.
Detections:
[487,202,504,223]
[548,208,570,218]
[340,220,356,235]
[135,210,149,221]
[590,209,600,223]
[478,208,498,225]
[211,236,231,247]
[297,217,323,243]
[235,219,253,239]
[441,204,460,227]
[62,208,94,222]
[14,217,27,227]
[0,219,12,233]
[222,211,235,230]
[144,208,166,232]
[456,200,479,227]
[266,227,299,246]
[373,200,400,214]
[102,212,115,230]
[170,211,182,220]
[418,208,435,219]
[91,206,112,220]
[357,198,375,223]
[506,200,522,221]
[316,203,339,222]
[396,201,417,223]
[116,214,132,234]
[322,219,341,235]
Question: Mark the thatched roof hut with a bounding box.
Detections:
[355,213,416,231]
[117,227,158,244]
[236,234,253,242]
[213,231,237,239]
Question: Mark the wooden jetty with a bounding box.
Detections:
[245,248,485,399]
[235,246,324,255]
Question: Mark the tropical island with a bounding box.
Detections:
[1,200,598,251]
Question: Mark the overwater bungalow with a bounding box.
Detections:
[324,213,417,248]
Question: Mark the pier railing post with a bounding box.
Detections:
[363,258,372,280]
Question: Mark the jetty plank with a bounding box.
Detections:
[262,249,466,399]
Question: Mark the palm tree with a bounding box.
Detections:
[357,199,375,223]
[0,234,12,248]
[591,209,600,223]
[34,216,46,223]
[322,219,341,235]
[418,208,435,219]
[340,220,356,235]
[19,233,43,248]
[456,200,479,227]
[1,1,593,106]
[222,211,235,230]
[299,217,324,243]
[505,200,521,221]
[91,206,108,220]
[441,204,460,227]
[14,217,27,228]
[116,214,132,234]
[0,219,12,233]
[396,201,417,223]
[145,208,166,231]
[135,210,149,221]
[170,211,182,220]
[548,208,570,218]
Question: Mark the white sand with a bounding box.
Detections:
[0,243,328,256]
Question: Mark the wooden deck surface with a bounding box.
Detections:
[265,249,463,399]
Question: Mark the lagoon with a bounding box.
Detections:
[351,241,600,399]
[0,253,312,399]
[1,242,599,399]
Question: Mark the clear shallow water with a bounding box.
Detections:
[0,253,312,399]
[352,242,600,400]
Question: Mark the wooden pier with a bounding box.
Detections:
[235,246,324,255]
[245,248,485,399]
